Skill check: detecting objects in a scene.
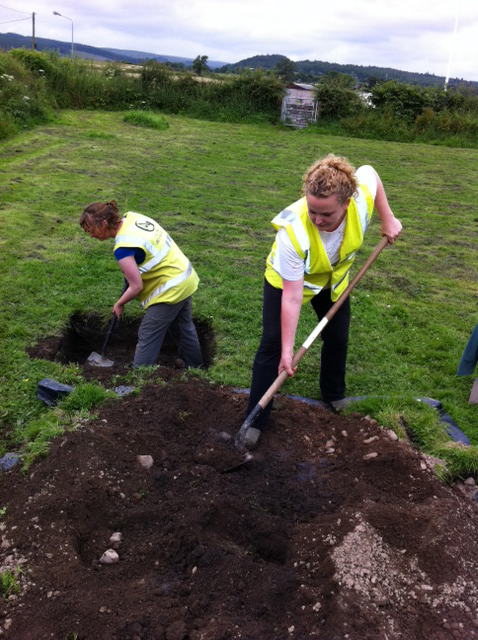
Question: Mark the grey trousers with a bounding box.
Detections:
[133,296,203,368]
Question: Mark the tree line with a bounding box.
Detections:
[217,53,478,91]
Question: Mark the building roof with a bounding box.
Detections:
[286,82,316,91]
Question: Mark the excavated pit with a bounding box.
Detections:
[27,311,216,372]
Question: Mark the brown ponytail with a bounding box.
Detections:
[79,200,121,231]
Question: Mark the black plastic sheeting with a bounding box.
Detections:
[234,389,471,447]
[37,378,75,407]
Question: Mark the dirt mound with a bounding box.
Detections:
[6,321,478,640]
[1,361,478,639]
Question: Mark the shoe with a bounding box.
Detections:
[318,400,338,414]
[330,398,349,412]
[244,427,262,451]
[174,358,186,370]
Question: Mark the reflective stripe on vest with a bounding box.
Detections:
[265,183,374,303]
[141,261,193,309]
[270,206,311,273]
[303,280,322,295]
[331,271,348,292]
[114,212,198,309]
[115,232,172,274]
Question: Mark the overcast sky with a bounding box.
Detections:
[2,0,476,81]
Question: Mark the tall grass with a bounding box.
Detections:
[314,80,478,147]
[3,49,478,147]
[0,50,56,135]
[0,50,284,140]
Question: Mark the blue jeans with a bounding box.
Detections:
[133,296,203,368]
[246,279,350,428]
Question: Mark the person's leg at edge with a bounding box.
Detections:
[246,279,283,431]
[310,290,350,404]
[133,302,182,367]
[169,296,203,368]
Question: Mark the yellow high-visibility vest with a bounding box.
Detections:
[265,184,374,303]
[114,212,198,309]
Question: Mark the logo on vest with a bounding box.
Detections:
[135,220,155,232]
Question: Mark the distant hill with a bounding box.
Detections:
[217,54,476,90]
[2,33,476,89]
[0,32,228,69]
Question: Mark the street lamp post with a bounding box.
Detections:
[53,11,74,59]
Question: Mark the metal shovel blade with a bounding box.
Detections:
[193,430,253,472]
[86,351,115,367]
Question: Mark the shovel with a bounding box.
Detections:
[86,280,128,367]
[206,235,390,471]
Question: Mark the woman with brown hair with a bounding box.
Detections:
[80,201,203,369]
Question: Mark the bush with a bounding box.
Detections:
[340,106,414,142]
[141,60,173,89]
[142,69,285,122]
[9,48,58,76]
[370,81,429,121]
[368,81,478,122]
[414,107,478,145]
[5,51,142,112]
[0,51,55,138]
[315,74,365,118]
[123,110,169,129]
[213,70,285,121]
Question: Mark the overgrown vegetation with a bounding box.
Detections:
[0,49,284,139]
[315,72,365,118]
[312,75,478,147]
[3,49,478,148]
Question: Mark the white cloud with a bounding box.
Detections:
[2,0,476,79]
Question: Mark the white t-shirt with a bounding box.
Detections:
[273,165,377,282]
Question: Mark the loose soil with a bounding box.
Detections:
[1,319,478,640]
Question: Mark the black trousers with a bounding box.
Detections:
[246,279,350,429]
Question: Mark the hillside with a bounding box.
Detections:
[0,32,228,69]
[216,53,475,89]
[2,31,476,88]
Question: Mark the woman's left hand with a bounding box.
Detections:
[381,214,402,244]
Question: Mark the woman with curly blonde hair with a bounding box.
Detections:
[244,154,402,450]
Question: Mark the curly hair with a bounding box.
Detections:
[301,154,358,204]
[79,200,121,231]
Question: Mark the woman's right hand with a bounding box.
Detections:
[113,301,125,319]
[279,352,297,377]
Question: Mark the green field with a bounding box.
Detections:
[1,111,476,475]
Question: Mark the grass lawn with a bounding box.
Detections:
[1,110,476,475]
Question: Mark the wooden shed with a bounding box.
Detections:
[281,83,318,128]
